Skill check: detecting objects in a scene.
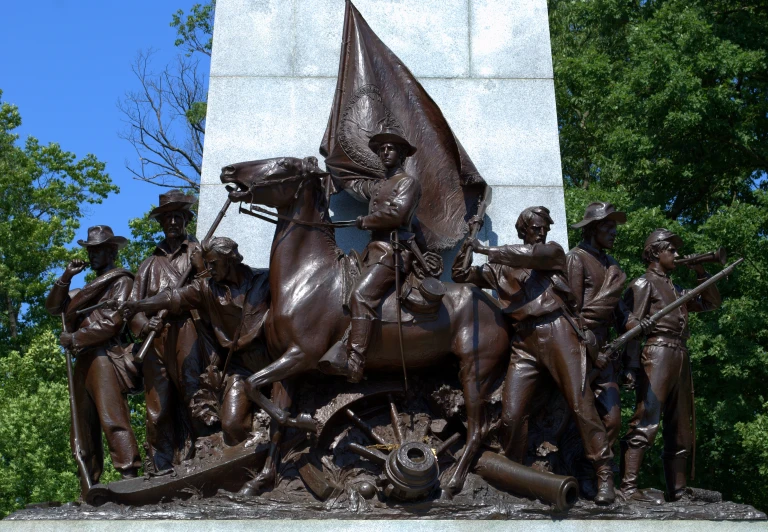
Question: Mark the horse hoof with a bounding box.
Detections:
[239,475,272,497]
[441,476,464,496]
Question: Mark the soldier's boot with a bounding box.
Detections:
[594,463,616,505]
[346,318,372,383]
[619,444,664,504]
[663,456,688,502]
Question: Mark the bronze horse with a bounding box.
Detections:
[222,156,510,494]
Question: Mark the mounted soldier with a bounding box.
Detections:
[338,127,422,383]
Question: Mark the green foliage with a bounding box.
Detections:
[171,2,215,57]
[551,0,768,220]
[0,330,79,516]
[552,0,768,510]
[0,90,117,345]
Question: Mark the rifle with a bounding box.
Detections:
[461,186,493,270]
[61,314,93,494]
[135,196,232,363]
[75,300,116,316]
[599,257,744,363]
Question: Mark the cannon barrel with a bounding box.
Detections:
[474,451,579,511]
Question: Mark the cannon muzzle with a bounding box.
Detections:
[475,451,579,511]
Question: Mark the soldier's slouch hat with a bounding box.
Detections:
[149,189,197,220]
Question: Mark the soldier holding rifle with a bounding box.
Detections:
[122,237,270,447]
[619,229,722,502]
[130,190,210,473]
[46,226,142,493]
[566,202,630,496]
[452,206,616,504]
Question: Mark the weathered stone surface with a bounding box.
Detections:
[293,0,471,78]
[470,0,554,78]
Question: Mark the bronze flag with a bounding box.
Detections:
[319,0,488,251]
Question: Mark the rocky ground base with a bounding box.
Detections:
[8,473,766,521]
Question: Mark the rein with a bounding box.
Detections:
[239,204,357,228]
[236,178,358,228]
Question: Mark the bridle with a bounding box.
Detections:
[234,173,359,229]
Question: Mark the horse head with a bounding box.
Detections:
[220,156,328,208]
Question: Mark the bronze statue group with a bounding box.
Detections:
[50,129,725,507]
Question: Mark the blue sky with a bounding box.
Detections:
[1,0,208,246]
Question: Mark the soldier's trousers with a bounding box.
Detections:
[622,343,693,459]
[349,263,396,321]
[591,328,622,448]
[221,346,275,445]
[143,317,205,471]
[501,313,613,468]
[72,346,141,488]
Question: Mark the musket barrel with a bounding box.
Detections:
[604,258,743,356]
[461,187,493,270]
[61,314,93,493]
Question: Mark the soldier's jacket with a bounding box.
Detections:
[130,235,201,336]
[623,262,721,367]
[47,269,134,352]
[453,242,570,321]
[46,268,139,393]
[566,241,628,332]
[344,171,422,269]
[166,264,270,353]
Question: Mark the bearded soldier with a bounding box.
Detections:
[130,190,210,473]
[619,229,721,502]
[453,206,616,504]
[46,226,142,492]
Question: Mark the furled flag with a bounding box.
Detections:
[319,0,488,251]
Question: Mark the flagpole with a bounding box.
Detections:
[329,0,352,151]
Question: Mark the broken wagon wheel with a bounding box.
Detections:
[343,394,461,501]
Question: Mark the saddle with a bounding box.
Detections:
[341,252,445,323]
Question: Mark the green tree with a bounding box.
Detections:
[0,91,117,344]
[551,0,768,510]
[0,91,138,516]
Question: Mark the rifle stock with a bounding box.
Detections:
[461,186,493,270]
[135,197,232,363]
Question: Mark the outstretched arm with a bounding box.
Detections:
[474,241,566,271]
[451,240,502,291]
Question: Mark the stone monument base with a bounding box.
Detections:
[6,479,765,523]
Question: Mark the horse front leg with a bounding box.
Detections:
[245,346,318,432]
[240,380,293,496]
[444,379,488,496]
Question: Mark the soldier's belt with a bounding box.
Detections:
[645,335,688,349]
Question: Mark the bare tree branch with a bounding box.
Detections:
[118,49,207,192]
